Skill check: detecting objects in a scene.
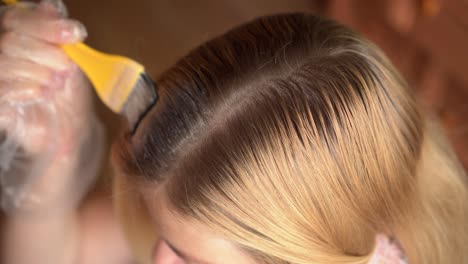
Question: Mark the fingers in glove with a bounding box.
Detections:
[38,0,68,18]
[0,55,60,87]
[0,80,48,103]
[0,32,73,71]
[1,3,86,44]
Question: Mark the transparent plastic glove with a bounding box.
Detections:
[0,0,104,214]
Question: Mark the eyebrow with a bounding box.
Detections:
[165,240,213,264]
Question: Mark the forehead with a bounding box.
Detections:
[141,187,256,264]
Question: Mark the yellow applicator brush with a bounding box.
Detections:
[4,0,158,133]
[61,43,158,133]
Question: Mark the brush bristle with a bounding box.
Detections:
[121,73,158,133]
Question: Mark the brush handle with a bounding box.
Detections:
[61,42,144,113]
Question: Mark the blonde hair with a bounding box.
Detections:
[114,13,468,264]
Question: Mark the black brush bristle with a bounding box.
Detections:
[121,73,158,134]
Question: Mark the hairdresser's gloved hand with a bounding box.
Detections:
[0,0,104,214]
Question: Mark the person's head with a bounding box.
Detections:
[112,13,468,264]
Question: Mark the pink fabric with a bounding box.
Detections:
[368,234,407,264]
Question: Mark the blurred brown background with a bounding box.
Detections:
[65,0,467,183]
